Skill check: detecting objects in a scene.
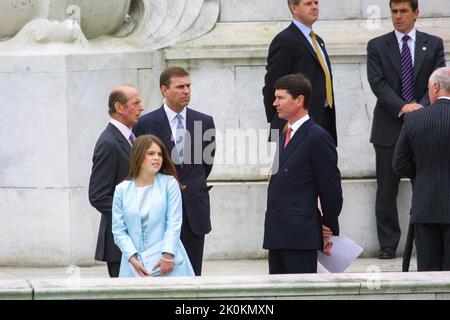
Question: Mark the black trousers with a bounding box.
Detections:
[181,220,205,276]
[268,249,318,274]
[414,224,450,271]
[107,261,121,278]
[374,145,402,252]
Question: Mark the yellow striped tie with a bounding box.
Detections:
[310,31,333,108]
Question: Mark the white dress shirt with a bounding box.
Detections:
[164,104,187,144]
[395,28,416,66]
[110,118,133,146]
[288,114,310,138]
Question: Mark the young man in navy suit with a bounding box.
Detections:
[263,0,337,145]
[367,0,445,259]
[263,73,342,274]
[133,67,215,276]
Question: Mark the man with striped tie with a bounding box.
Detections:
[133,67,216,276]
[367,0,445,260]
[393,67,450,271]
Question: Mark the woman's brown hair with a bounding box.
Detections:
[126,134,181,184]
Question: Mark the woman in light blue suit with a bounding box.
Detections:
[112,134,194,277]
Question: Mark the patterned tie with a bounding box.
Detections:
[310,31,333,108]
[129,132,136,145]
[401,35,415,103]
[284,126,292,148]
[175,114,184,164]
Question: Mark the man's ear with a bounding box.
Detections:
[115,101,123,114]
[297,95,305,108]
[161,86,168,97]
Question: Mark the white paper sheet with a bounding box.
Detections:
[317,235,364,273]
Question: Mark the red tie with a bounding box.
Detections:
[284,127,292,148]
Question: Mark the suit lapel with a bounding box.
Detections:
[107,123,131,154]
[289,23,320,65]
[386,31,402,79]
[181,108,194,175]
[154,106,177,156]
[414,31,428,80]
[279,119,313,168]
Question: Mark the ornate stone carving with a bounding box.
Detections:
[0,0,219,49]
[128,0,220,49]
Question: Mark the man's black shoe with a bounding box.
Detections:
[378,249,396,259]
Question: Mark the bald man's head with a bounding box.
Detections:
[428,67,450,104]
[108,85,137,116]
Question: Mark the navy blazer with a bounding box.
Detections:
[89,123,130,262]
[263,22,337,144]
[368,30,445,147]
[263,119,342,250]
[133,106,216,236]
[393,99,450,224]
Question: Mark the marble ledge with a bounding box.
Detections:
[165,18,450,61]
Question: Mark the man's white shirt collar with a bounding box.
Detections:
[110,118,132,144]
[289,114,310,136]
[164,104,187,122]
[395,28,416,44]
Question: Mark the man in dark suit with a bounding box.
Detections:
[133,67,215,276]
[263,0,337,145]
[367,0,445,259]
[263,73,342,274]
[393,67,450,271]
[89,85,144,277]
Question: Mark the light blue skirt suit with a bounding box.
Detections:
[112,173,194,277]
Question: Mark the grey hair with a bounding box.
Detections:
[429,67,450,93]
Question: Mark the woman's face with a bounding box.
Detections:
[140,142,163,175]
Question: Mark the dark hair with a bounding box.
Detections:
[389,0,418,11]
[108,85,135,115]
[160,66,190,88]
[274,73,312,109]
[127,135,181,184]
[287,0,300,6]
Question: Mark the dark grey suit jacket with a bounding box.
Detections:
[368,30,445,147]
[263,119,342,250]
[393,98,450,224]
[263,22,337,145]
[89,123,131,262]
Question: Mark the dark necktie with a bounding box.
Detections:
[401,35,415,103]
[284,127,292,148]
[129,132,136,145]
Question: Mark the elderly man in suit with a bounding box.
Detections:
[89,85,144,277]
[367,0,445,259]
[263,73,342,274]
[263,0,337,145]
[393,67,450,271]
[133,67,215,276]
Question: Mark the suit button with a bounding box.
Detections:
[284,169,289,173]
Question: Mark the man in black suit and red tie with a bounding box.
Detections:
[263,73,342,274]
[367,0,445,259]
[133,67,215,276]
[263,0,337,145]
[393,67,450,271]
[89,85,144,277]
